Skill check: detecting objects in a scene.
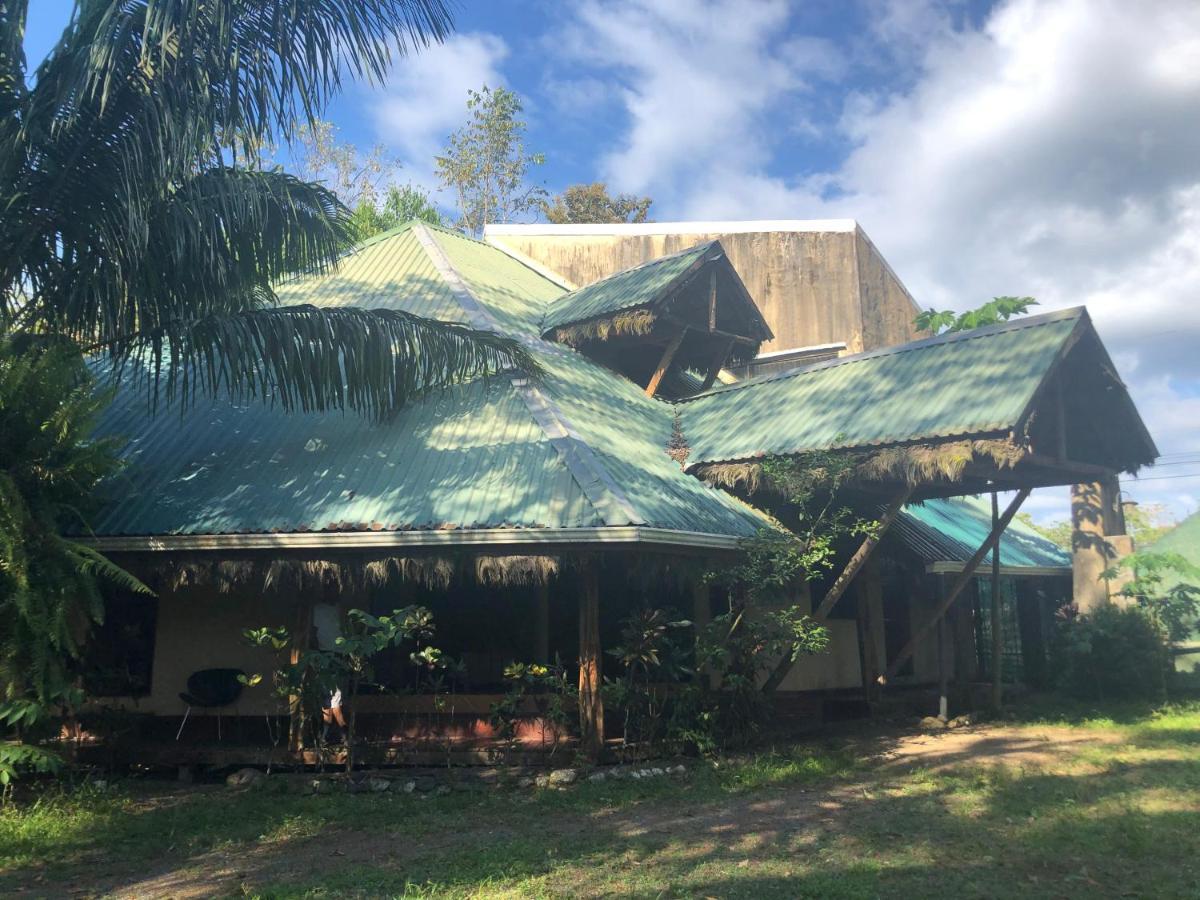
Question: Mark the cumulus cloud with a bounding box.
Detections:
[368,33,509,192]
[552,0,836,207]
[553,0,1200,519]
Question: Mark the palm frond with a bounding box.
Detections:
[112,305,541,419]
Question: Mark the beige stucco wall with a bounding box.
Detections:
[98,586,298,717]
[487,225,923,355]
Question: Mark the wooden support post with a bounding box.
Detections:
[762,486,912,696]
[578,566,604,761]
[644,328,687,397]
[813,486,913,620]
[700,337,735,392]
[990,491,1003,710]
[536,583,550,664]
[692,580,714,688]
[708,270,718,332]
[937,613,949,721]
[1054,376,1068,461]
[856,565,883,704]
[880,488,1031,684]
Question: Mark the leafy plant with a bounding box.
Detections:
[1052,602,1169,701]
[436,86,546,236]
[0,337,152,780]
[603,609,691,756]
[243,605,450,770]
[490,660,575,754]
[915,297,1038,335]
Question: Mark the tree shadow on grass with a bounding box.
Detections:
[3,725,1198,898]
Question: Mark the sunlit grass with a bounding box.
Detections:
[1,701,1197,898]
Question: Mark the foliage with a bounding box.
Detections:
[1054,552,1199,703]
[436,86,546,236]
[719,453,875,608]
[490,660,575,752]
[243,605,451,768]
[1018,503,1177,552]
[289,119,396,213]
[603,609,691,754]
[0,337,151,781]
[1052,602,1170,701]
[1109,551,1200,645]
[1,0,532,422]
[541,183,652,224]
[915,296,1038,335]
[680,605,830,753]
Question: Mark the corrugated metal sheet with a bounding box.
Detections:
[89,225,769,538]
[92,378,601,535]
[893,497,1071,569]
[539,241,715,331]
[431,228,768,538]
[680,309,1082,464]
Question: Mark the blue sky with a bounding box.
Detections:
[23,1,1200,525]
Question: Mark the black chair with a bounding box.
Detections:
[175,668,245,741]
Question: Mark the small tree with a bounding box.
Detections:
[290,119,397,215]
[541,183,652,224]
[436,86,546,236]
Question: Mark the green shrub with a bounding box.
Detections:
[1052,603,1169,701]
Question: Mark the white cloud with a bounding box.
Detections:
[553,0,830,207]
[554,0,1200,521]
[368,33,509,193]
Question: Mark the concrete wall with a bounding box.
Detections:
[486,223,924,354]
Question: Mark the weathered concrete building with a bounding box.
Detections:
[484,220,923,356]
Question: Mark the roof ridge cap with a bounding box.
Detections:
[411,224,643,527]
[678,306,1087,403]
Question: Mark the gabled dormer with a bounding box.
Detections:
[539,241,773,398]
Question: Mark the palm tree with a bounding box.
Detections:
[0,2,535,746]
[0,0,535,416]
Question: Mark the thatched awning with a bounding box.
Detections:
[681,308,1157,501]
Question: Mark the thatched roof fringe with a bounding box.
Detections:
[550,308,657,346]
[475,555,559,586]
[695,438,1030,493]
[155,553,563,595]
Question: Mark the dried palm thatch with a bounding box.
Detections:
[854,438,1027,484]
[695,438,1030,493]
[548,308,657,346]
[474,555,559,586]
[155,552,563,595]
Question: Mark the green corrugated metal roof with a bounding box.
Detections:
[90,223,769,539]
[93,378,600,535]
[893,497,1071,570]
[540,241,715,331]
[679,309,1083,465]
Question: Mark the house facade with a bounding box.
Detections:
[79,221,1155,763]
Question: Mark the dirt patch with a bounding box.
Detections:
[873,724,1124,773]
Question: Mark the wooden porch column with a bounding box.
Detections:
[536,583,550,664]
[881,488,1031,684]
[990,492,1004,710]
[578,565,604,761]
[692,580,714,688]
[856,559,884,703]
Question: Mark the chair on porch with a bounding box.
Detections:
[175,668,245,741]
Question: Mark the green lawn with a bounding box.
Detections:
[2,701,1198,898]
